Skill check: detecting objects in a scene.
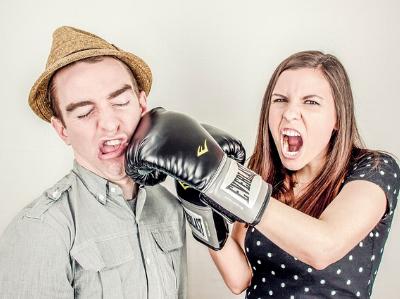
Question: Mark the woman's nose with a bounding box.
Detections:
[282,103,301,122]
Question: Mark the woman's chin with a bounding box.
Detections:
[279,149,305,171]
[282,162,302,172]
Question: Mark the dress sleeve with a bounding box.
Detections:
[344,152,400,218]
[0,215,74,298]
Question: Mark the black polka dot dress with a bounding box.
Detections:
[245,152,400,299]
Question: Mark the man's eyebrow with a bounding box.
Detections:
[107,84,132,100]
[65,100,94,113]
[65,84,133,113]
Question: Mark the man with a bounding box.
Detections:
[0,26,187,299]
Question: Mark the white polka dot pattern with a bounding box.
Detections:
[244,152,399,299]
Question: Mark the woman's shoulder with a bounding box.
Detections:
[346,149,399,197]
[345,149,399,219]
[350,149,399,171]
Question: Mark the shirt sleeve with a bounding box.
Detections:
[0,215,74,298]
[344,152,400,218]
[177,218,188,299]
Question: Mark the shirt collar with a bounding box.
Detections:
[72,160,124,205]
[135,186,147,221]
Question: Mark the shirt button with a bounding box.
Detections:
[98,194,105,201]
[110,187,116,193]
[146,258,151,265]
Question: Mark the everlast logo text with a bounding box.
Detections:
[185,212,205,237]
[226,163,256,203]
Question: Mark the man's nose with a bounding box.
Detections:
[282,102,302,122]
[98,108,120,134]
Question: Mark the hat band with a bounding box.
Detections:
[62,45,118,59]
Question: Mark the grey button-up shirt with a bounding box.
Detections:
[0,161,187,299]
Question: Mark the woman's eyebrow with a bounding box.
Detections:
[303,94,324,101]
[271,93,287,98]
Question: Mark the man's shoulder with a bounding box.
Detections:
[24,171,76,220]
[0,171,78,253]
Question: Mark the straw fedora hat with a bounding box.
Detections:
[29,26,152,122]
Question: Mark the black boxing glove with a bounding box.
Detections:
[129,123,246,186]
[176,182,229,250]
[176,124,245,250]
[125,107,272,225]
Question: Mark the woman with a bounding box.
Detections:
[209,51,399,298]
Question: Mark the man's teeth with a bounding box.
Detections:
[282,129,301,137]
[104,139,122,146]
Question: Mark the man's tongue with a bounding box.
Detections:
[284,135,303,152]
[101,144,120,154]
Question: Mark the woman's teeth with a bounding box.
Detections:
[283,136,299,156]
[282,129,301,137]
[281,129,302,157]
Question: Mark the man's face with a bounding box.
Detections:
[51,57,147,182]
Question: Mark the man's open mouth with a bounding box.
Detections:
[281,129,303,158]
[99,138,127,159]
[101,139,122,154]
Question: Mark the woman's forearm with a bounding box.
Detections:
[209,236,252,294]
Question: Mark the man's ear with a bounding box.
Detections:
[51,116,70,145]
[138,91,148,116]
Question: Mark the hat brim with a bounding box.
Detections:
[29,48,152,122]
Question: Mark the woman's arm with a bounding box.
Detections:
[209,222,252,294]
[256,179,386,269]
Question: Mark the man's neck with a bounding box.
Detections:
[73,159,139,200]
[114,177,138,200]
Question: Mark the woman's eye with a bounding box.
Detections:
[272,98,287,103]
[305,99,320,105]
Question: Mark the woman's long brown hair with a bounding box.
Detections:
[248,51,366,218]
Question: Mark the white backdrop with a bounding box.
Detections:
[0,0,399,298]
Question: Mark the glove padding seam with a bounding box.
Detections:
[201,153,228,194]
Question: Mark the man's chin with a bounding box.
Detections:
[105,160,125,176]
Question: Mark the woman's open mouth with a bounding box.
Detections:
[280,128,303,159]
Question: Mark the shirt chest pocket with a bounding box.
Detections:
[150,226,184,297]
[71,234,135,299]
